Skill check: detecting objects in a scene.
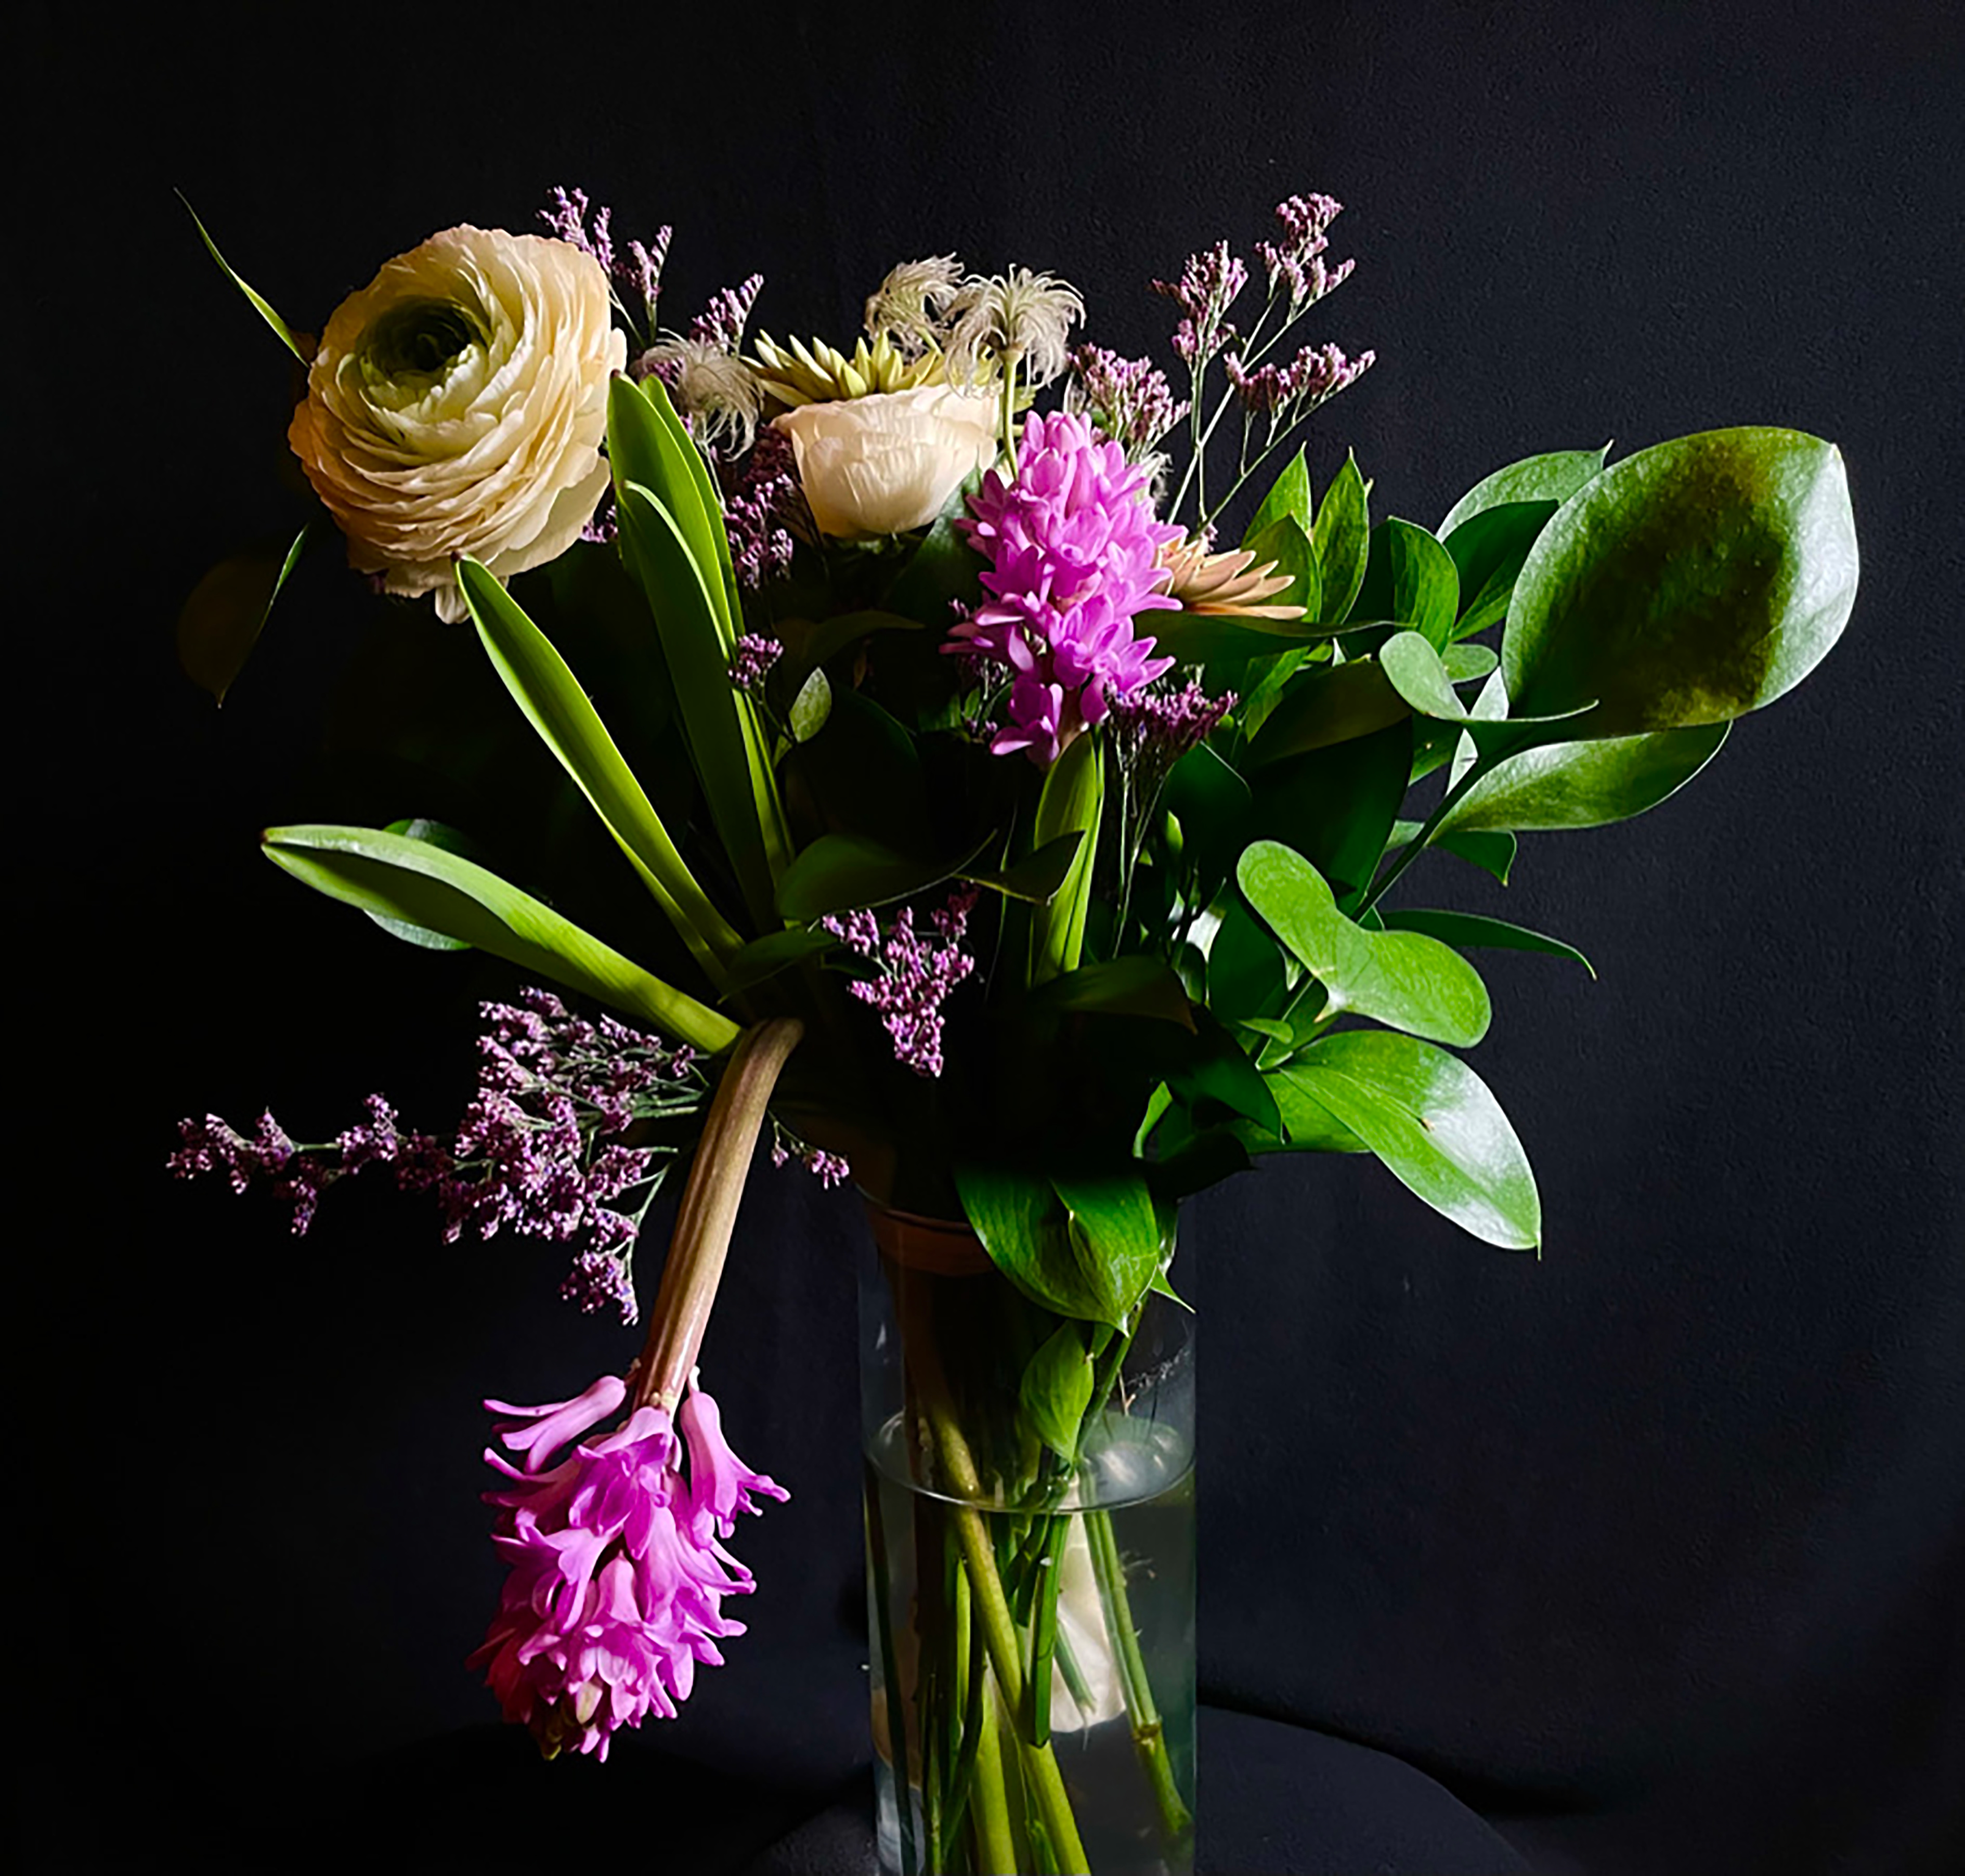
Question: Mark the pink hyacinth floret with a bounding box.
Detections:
[948,411,1182,764]
[468,1371,787,1761]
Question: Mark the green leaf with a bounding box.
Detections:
[886,508,988,619]
[1245,448,1313,540]
[1206,894,1286,1023]
[1349,519,1460,647]
[1378,631,1596,760]
[966,831,1084,905]
[609,375,739,645]
[1165,1008,1282,1136]
[1240,514,1323,621]
[1238,841,1492,1047]
[1151,610,1332,665]
[176,524,311,705]
[1443,642,1499,682]
[1386,820,1520,885]
[788,665,833,743]
[1289,1031,1541,1248]
[1502,428,1859,736]
[1312,451,1372,626]
[1265,1067,1368,1152]
[721,926,837,995]
[1030,734,1102,984]
[775,830,995,923]
[1438,446,1610,536]
[1245,658,1409,765]
[955,1163,1152,1326]
[261,824,740,1053]
[1163,742,1253,903]
[789,608,924,676]
[456,558,741,983]
[615,479,791,928]
[365,818,477,950]
[1251,718,1412,903]
[1025,956,1197,1028]
[1439,721,1730,833]
[1020,1326,1096,1461]
[1379,909,1594,978]
[1442,500,1559,637]
[179,193,308,362]
[1052,1167,1165,1326]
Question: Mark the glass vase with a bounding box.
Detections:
[859,1204,1196,1876]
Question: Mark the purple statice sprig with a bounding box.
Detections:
[1067,346,1190,462]
[540,185,671,344]
[720,425,803,591]
[819,888,981,1079]
[169,988,706,1326]
[769,1120,852,1190]
[1160,192,1373,530]
[1108,678,1238,940]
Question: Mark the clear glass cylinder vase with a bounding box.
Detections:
[859,1204,1195,1876]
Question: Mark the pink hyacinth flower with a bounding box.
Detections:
[469,1372,786,1761]
[948,410,1181,764]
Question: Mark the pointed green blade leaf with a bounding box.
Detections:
[1438,445,1610,536]
[1442,499,1559,637]
[365,817,477,950]
[1440,721,1730,832]
[1024,957,1196,1028]
[456,557,741,981]
[1502,428,1858,735]
[775,831,996,923]
[1021,1325,1096,1461]
[1246,448,1313,541]
[1245,658,1410,765]
[1349,519,1460,647]
[176,524,311,705]
[608,374,738,645]
[1378,909,1594,978]
[261,824,740,1052]
[1313,451,1372,626]
[1031,734,1103,984]
[615,479,790,927]
[179,193,308,362]
[1292,1031,1541,1248]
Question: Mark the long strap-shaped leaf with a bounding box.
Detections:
[263,824,740,1054]
[455,559,743,987]
[608,375,741,650]
[614,479,793,931]
[1029,734,1103,986]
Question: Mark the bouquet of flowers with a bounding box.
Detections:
[171,185,1856,1875]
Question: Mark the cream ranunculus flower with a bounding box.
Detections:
[772,386,999,539]
[289,226,626,621]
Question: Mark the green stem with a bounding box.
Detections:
[1087,1507,1194,1850]
[920,1391,1092,1875]
[970,1687,1018,1876]
[864,1461,919,1876]
[1355,750,1494,919]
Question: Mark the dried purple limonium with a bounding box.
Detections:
[634,273,768,454]
[689,273,765,354]
[1255,192,1354,309]
[1110,675,1237,793]
[1153,240,1248,367]
[1224,341,1375,420]
[820,887,981,1078]
[949,411,1182,763]
[720,426,802,590]
[170,988,705,1325]
[727,632,783,695]
[769,1124,853,1189]
[1066,346,1190,461]
[540,185,671,341]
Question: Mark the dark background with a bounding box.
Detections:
[22,2,1964,1871]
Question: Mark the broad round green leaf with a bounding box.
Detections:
[1238,840,1492,1047]
[1292,1031,1541,1248]
[1503,428,1858,735]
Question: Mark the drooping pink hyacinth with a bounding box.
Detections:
[948,411,1182,764]
[468,1370,787,1761]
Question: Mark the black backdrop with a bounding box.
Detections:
[23,2,1964,1871]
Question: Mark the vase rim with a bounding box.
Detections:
[861,1198,993,1274]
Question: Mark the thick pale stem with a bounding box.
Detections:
[634,1017,804,1409]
